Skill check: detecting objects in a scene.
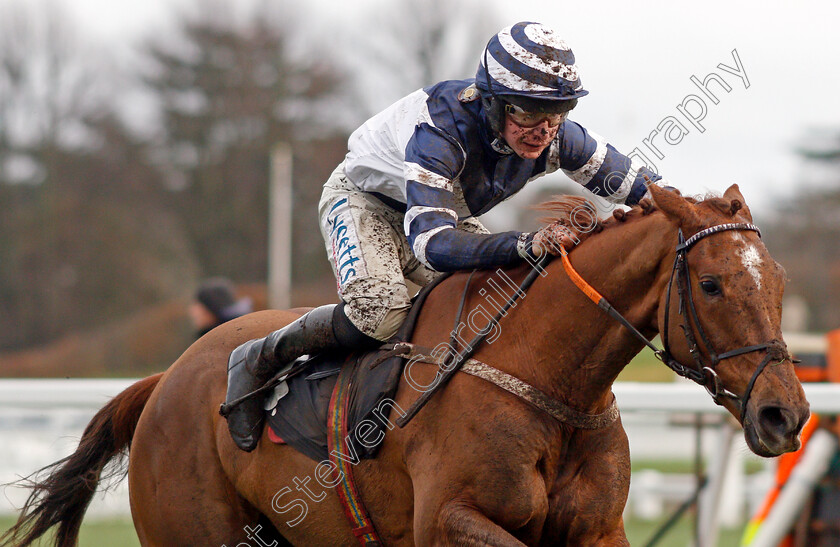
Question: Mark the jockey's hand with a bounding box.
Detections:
[530,220,580,257]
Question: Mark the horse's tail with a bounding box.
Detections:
[0,372,164,547]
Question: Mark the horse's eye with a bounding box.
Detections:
[700,279,721,296]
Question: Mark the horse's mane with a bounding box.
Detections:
[533,191,744,236]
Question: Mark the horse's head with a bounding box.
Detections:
[648,184,810,457]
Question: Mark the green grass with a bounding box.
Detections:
[632,458,765,476]
[0,517,140,547]
[625,515,745,546]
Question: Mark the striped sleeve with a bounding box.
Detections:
[403,124,522,272]
[556,121,660,206]
[403,123,464,267]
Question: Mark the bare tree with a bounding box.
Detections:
[342,0,503,118]
[763,128,840,331]
[0,1,197,352]
[0,0,120,183]
[139,0,347,281]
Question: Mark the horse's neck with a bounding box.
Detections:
[502,214,675,413]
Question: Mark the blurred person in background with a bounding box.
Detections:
[189,277,253,339]
[222,21,669,451]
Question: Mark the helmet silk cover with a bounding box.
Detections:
[476,22,588,104]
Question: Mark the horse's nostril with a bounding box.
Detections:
[758,406,796,437]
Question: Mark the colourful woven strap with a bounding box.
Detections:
[327,362,382,546]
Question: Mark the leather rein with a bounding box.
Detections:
[561,221,791,423]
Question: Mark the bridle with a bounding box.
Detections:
[561,221,793,424]
[397,220,793,429]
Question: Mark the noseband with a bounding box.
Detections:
[561,222,792,424]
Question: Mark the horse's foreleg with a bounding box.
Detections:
[417,501,527,547]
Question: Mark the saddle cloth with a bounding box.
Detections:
[265,274,450,462]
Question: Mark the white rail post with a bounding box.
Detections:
[696,421,737,547]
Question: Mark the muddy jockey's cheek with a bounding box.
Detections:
[503,121,560,159]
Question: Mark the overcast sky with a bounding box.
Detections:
[41,0,840,219]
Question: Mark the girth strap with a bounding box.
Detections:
[327,360,383,546]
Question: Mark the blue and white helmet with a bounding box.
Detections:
[476,22,588,131]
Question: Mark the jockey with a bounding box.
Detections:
[223,21,666,451]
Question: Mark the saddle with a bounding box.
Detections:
[264,274,450,462]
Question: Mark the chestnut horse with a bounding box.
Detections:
[2,184,810,546]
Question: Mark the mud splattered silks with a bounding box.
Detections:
[343,79,658,274]
[320,75,658,339]
[325,196,368,288]
[319,163,489,340]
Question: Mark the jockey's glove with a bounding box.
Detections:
[517,221,580,258]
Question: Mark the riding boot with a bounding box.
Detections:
[222,303,378,452]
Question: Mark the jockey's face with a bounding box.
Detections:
[502,112,562,160]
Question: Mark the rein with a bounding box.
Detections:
[561,221,789,423]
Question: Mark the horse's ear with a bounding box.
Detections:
[647,183,701,228]
[722,183,753,222]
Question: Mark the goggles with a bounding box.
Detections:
[504,103,568,128]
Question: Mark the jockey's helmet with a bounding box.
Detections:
[475,22,588,134]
